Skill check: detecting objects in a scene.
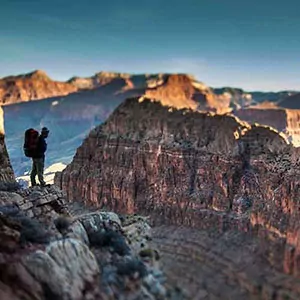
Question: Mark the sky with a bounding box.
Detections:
[1,0,300,91]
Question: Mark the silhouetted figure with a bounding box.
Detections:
[30,127,49,187]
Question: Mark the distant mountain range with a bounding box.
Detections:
[0,70,299,179]
[1,70,298,109]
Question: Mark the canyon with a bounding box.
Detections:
[1,70,300,181]
[1,73,300,297]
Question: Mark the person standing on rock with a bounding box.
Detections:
[30,127,49,187]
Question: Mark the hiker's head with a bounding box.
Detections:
[41,127,49,138]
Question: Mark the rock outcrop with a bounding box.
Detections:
[55,97,290,208]
[0,184,172,299]
[56,97,300,281]
[0,106,15,186]
[67,71,132,89]
[143,74,220,111]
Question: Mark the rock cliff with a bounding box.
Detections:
[0,106,15,185]
[56,97,300,281]
[3,70,300,179]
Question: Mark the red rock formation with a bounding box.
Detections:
[144,74,206,110]
[55,97,300,278]
[0,70,227,112]
[68,71,132,89]
[0,70,78,105]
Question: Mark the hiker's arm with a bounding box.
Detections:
[42,139,47,153]
[38,138,47,153]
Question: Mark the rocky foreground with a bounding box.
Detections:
[0,185,180,300]
[3,185,300,300]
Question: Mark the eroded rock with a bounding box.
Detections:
[24,238,100,300]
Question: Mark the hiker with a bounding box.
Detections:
[30,127,49,187]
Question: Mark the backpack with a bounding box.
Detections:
[23,128,39,157]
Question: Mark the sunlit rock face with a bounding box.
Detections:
[0,70,78,105]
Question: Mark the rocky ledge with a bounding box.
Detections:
[0,185,176,300]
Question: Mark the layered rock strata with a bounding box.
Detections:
[56,97,300,279]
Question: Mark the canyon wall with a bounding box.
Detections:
[56,97,300,276]
[56,97,291,212]
[0,106,15,185]
[3,70,300,180]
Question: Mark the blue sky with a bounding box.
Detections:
[1,0,300,91]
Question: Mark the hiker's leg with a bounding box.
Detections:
[30,159,37,186]
[36,158,46,186]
